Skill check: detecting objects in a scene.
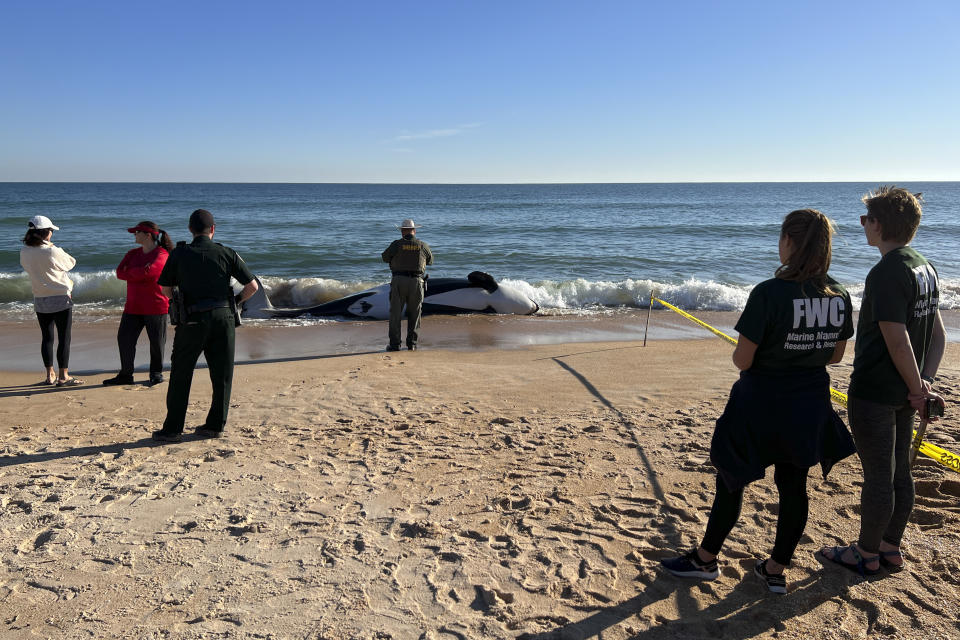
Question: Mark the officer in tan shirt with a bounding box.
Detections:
[381,219,433,351]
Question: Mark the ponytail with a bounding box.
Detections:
[774,209,838,296]
[156,229,174,252]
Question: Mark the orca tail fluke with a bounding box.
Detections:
[240,276,275,319]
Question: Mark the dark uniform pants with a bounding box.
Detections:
[389,275,425,348]
[117,313,167,376]
[162,308,235,434]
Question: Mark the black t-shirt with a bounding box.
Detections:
[849,246,940,405]
[735,277,854,374]
[157,236,254,305]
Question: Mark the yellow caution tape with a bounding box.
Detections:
[652,296,959,473]
[654,297,739,346]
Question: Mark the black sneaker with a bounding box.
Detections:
[151,429,182,443]
[660,550,719,579]
[386,344,401,352]
[103,374,135,386]
[407,344,417,351]
[194,427,224,439]
[147,373,164,386]
[754,559,787,594]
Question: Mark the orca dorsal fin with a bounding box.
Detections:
[467,271,498,293]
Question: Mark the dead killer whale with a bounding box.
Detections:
[241,271,540,320]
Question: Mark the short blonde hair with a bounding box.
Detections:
[862,185,923,244]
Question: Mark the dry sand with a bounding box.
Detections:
[1,326,958,639]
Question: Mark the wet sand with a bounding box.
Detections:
[3,309,958,376]
[1,328,958,639]
[0,310,744,375]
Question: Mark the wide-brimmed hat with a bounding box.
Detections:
[397,219,421,230]
[28,215,59,231]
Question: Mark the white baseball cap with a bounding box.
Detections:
[28,215,59,231]
[397,218,421,229]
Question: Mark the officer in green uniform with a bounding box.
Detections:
[152,209,259,442]
[381,218,433,351]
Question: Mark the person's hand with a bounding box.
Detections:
[908,390,927,413]
[924,392,945,422]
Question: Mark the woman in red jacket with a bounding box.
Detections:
[103,221,173,386]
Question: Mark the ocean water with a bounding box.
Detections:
[1,182,958,322]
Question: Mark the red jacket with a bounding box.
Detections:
[117,247,170,315]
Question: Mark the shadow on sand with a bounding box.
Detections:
[519,570,851,639]
[542,355,853,639]
[0,350,384,400]
[0,436,162,469]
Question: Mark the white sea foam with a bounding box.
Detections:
[1,272,959,313]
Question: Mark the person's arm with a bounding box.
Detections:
[878,321,925,412]
[921,310,946,381]
[157,252,176,297]
[424,243,433,266]
[53,246,77,271]
[828,340,847,364]
[116,253,132,280]
[382,241,397,263]
[732,335,758,371]
[237,278,258,303]
[120,251,168,282]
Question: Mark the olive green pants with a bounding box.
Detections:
[388,275,424,348]
[162,308,235,434]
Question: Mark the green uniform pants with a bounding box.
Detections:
[162,308,235,434]
[388,275,424,348]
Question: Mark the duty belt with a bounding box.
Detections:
[392,271,423,278]
[186,298,231,314]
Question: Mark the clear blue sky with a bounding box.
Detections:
[2,0,958,182]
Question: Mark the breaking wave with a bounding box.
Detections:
[2,271,959,316]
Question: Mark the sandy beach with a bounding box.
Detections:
[1,321,958,639]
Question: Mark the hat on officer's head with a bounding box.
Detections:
[397,219,421,230]
[189,209,215,232]
[28,215,59,231]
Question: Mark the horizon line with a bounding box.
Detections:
[1,179,957,185]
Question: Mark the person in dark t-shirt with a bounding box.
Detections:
[819,186,946,576]
[661,209,856,594]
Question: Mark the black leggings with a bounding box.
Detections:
[118,313,168,375]
[700,464,809,566]
[36,307,73,369]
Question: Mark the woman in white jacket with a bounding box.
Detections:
[19,215,83,386]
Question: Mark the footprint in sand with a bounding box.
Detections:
[908,507,945,529]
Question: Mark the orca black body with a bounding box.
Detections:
[241,272,539,320]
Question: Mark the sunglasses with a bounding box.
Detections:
[859,215,876,226]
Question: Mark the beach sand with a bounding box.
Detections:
[1,321,959,639]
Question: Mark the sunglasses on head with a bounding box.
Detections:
[859,215,875,226]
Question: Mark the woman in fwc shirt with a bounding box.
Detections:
[819,186,945,576]
[661,209,855,594]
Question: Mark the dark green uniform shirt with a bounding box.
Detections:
[735,277,854,374]
[849,246,940,406]
[158,235,254,305]
[381,236,433,275]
